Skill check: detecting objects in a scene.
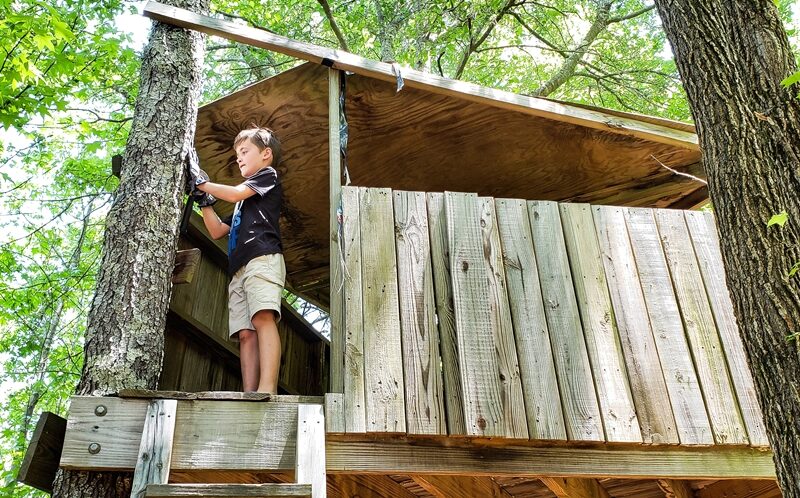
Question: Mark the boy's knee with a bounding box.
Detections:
[251,309,277,327]
[238,329,257,342]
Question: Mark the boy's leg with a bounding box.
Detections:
[238,329,260,392]
[251,310,281,393]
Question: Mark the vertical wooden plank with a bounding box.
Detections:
[296,404,327,498]
[131,399,177,498]
[329,68,344,394]
[427,193,466,435]
[360,187,406,433]
[528,201,604,442]
[342,185,366,433]
[593,205,678,444]
[394,190,447,435]
[559,203,641,443]
[325,393,345,433]
[656,209,749,445]
[445,192,505,437]
[495,198,566,441]
[685,210,768,447]
[625,207,713,445]
[478,197,529,439]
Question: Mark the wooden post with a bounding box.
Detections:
[296,404,327,498]
[131,399,178,498]
[329,68,344,394]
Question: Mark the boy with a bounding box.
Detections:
[189,127,285,393]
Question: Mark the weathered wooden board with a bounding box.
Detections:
[359,187,406,433]
[146,483,312,496]
[685,210,769,447]
[296,404,326,498]
[624,207,712,446]
[341,186,366,433]
[478,196,528,439]
[495,198,566,441]
[528,201,604,442]
[656,209,748,445]
[426,193,466,435]
[17,411,66,493]
[326,439,776,478]
[325,393,345,433]
[593,206,678,444]
[445,192,506,437]
[559,203,641,443]
[131,400,178,498]
[329,68,345,395]
[394,191,447,435]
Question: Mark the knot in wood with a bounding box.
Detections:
[461,260,469,272]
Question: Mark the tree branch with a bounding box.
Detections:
[317,0,350,51]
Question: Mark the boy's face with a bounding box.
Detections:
[235,138,272,178]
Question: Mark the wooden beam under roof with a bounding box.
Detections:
[540,477,612,498]
[411,475,513,497]
[142,1,698,151]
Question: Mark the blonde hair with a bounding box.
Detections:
[234,126,282,167]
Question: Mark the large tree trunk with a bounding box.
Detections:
[52,0,208,495]
[653,1,800,495]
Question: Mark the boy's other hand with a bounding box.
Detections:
[194,191,217,208]
[185,148,210,193]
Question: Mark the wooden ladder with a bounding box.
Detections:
[129,399,326,498]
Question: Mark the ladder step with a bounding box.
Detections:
[146,483,313,497]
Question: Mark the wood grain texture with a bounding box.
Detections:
[684,210,769,447]
[426,193,466,435]
[359,188,406,433]
[296,404,326,498]
[495,198,566,441]
[17,412,66,493]
[655,209,748,445]
[695,479,781,498]
[329,68,344,394]
[528,201,604,442]
[325,439,776,478]
[559,203,641,443]
[145,483,312,496]
[341,186,366,433]
[325,393,345,433]
[624,207,712,446]
[411,475,513,498]
[479,197,529,439]
[445,192,506,437]
[394,191,446,435]
[540,477,612,498]
[657,479,695,498]
[593,206,678,444]
[132,400,178,498]
[172,248,201,284]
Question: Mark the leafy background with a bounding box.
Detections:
[1,0,798,495]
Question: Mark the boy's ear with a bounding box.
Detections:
[262,146,273,163]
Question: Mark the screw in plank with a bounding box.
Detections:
[88,443,101,454]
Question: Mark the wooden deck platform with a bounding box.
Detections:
[334,187,767,449]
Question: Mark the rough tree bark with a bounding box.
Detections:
[653,1,800,495]
[51,0,208,496]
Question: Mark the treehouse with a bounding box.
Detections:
[22,2,783,497]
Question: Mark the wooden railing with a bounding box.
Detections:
[335,186,768,448]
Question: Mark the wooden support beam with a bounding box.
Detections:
[59,397,777,480]
[657,479,696,498]
[695,480,781,498]
[146,483,312,496]
[142,2,699,151]
[328,67,344,394]
[172,248,201,284]
[411,475,513,498]
[132,399,178,497]
[327,475,419,498]
[17,411,67,493]
[325,393,345,433]
[540,477,611,498]
[296,404,327,498]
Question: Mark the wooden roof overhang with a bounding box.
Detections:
[145,2,705,307]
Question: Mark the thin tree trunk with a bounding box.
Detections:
[653,1,800,495]
[51,0,208,495]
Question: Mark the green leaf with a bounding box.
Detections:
[781,71,800,87]
[51,17,73,41]
[789,261,800,278]
[767,211,788,227]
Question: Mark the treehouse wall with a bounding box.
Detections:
[160,212,329,395]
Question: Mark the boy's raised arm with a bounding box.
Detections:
[199,206,230,240]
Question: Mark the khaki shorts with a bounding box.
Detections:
[228,253,285,340]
